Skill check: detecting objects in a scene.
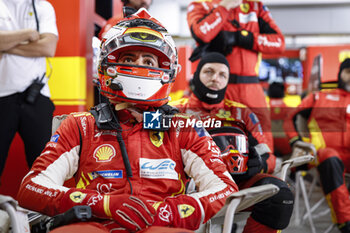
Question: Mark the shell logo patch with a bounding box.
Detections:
[149,131,164,148]
[93,144,116,162]
[69,191,87,203]
[240,3,250,13]
[178,204,195,218]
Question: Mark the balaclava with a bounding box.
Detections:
[338,58,350,91]
[190,52,230,104]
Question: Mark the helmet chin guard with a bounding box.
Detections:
[97,8,178,107]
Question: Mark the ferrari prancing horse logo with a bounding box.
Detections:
[149,131,164,147]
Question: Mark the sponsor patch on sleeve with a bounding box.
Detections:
[249,113,259,125]
[194,125,210,137]
[50,134,60,143]
[69,191,87,203]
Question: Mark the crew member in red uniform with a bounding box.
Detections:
[284,59,350,233]
[268,82,292,157]
[17,9,237,233]
[172,52,294,233]
[187,0,285,151]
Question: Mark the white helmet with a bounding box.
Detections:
[97,8,178,107]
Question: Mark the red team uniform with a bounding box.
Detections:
[17,9,237,232]
[187,0,286,150]
[284,88,350,227]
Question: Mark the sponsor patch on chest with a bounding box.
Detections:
[326,94,340,101]
[140,158,178,180]
[89,170,123,179]
[93,144,116,162]
[239,12,257,24]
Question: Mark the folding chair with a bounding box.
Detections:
[195,154,314,233]
[52,114,68,135]
[293,170,350,233]
[0,195,32,233]
[195,184,280,233]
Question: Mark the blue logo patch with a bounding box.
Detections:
[140,158,178,180]
[141,160,175,170]
[91,170,123,179]
[50,134,60,143]
[143,110,162,129]
[249,113,259,125]
[194,125,210,137]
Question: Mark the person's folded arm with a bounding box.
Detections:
[5,32,58,57]
[0,29,39,51]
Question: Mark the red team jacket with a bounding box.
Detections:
[172,94,276,174]
[187,0,285,77]
[284,89,350,151]
[17,110,237,229]
[269,98,293,156]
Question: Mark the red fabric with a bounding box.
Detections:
[153,195,202,230]
[187,0,285,151]
[243,216,279,233]
[317,148,350,224]
[284,89,350,148]
[173,94,276,173]
[50,222,110,233]
[225,83,274,155]
[60,191,156,231]
[284,88,350,223]
[139,226,195,233]
[17,110,237,231]
[187,0,285,77]
[269,98,292,156]
[51,223,195,233]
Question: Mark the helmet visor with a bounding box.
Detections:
[101,28,175,67]
[211,133,248,154]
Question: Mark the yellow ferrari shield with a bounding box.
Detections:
[178,204,195,218]
[149,131,164,147]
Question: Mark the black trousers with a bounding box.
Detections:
[0,92,55,177]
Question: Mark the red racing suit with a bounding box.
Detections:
[269,97,292,156]
[171,94,275,174]
[284,88,350,224]
[17,108,237,231]
[172,95,296,233]
[187,0,285,151]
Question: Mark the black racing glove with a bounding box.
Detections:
[235,30,254,50]
[189,30,254,61]
[232,146,263,183]
[207,31,237,56]
[207,30,254,56]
